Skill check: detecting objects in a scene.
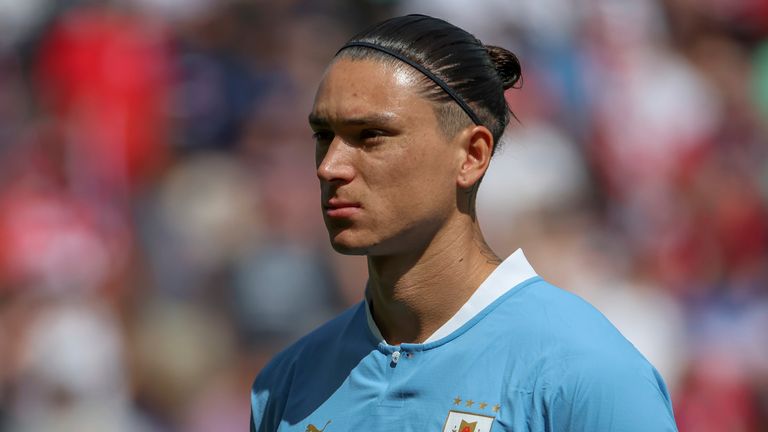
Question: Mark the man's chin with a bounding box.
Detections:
[329,239,370,255]
[327,231,374,255]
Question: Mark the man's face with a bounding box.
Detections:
[309,58,464,256]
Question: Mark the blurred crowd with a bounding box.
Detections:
[0,0,766,431]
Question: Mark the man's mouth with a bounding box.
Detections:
[323,198,362,218]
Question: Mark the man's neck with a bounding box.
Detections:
[366,217,500,345]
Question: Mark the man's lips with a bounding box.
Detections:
[323,199,361,218]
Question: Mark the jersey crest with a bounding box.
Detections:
[442,410,494,432]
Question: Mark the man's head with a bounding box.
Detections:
[309,15,521,256]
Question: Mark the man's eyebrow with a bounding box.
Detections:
[308,113,398,127]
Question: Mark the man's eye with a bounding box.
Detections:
[359,129,386,141]
[312,131,334,143]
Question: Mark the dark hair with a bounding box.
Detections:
[335,14,521,152]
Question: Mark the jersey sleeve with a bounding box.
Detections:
[543,353,678,431]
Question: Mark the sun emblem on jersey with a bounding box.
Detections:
[305,420,331,432]
[458,420,477,432]
[442,410,494,432]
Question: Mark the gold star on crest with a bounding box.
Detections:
[479,402,488,409]
[465,399,475,407]
[492,404,501,413]
[453,396,462,405]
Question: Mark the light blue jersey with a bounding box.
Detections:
[251,251,677,431]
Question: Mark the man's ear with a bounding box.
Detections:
[456,125,494,189]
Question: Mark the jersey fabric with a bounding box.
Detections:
[250,250,678,431]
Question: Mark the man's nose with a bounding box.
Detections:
[317,139,355,184]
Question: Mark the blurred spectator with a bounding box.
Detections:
[34,4,173,201]
[11,300,144,432]
[137,152,261,297]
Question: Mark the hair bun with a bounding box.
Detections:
[485,45,522,90]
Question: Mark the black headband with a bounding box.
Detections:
[337,41,482,126]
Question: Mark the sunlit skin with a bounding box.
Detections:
[310,57,501,344]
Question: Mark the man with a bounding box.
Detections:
[251,14,678,431]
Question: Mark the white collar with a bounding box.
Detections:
[365,248,538,345]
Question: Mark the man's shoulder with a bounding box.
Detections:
[493,278,647,361]
[491,279,677,429]
[250,302,376,430]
